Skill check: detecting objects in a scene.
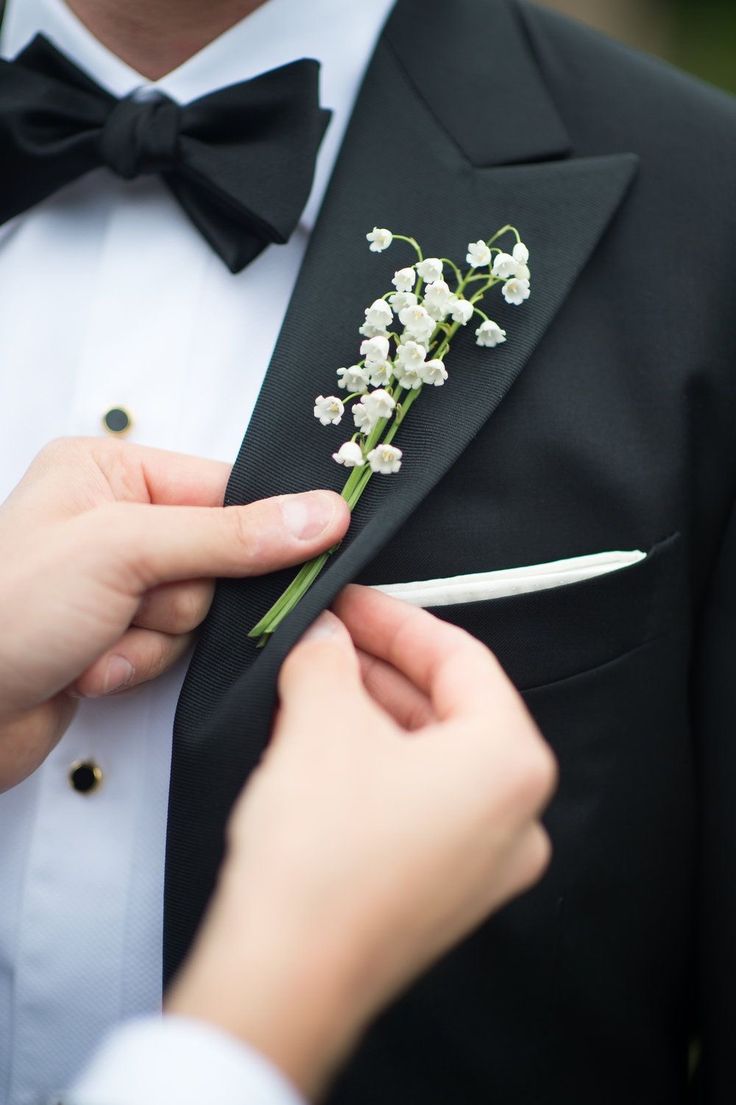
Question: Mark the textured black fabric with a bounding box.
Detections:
[165,0,736,1101]
[0,35,330,272]
[692,499,736,1103]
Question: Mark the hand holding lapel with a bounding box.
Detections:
[165,0,638,981]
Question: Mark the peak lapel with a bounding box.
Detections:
[164,0,638,980]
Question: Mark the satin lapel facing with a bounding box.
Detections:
[165,0,638,979]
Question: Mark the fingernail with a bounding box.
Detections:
[281,492,337,541]
[301,611,341,642]
[102,655,135,695]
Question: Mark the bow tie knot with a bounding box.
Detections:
[0,36,331,272]
[99,94,181,180]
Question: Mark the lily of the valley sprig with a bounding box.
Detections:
[248,225,532,644]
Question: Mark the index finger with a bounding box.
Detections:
[333,585,516,722]
[7,440,235,521]
[103,442,234,507]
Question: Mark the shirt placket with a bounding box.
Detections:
[8,178,203,1105]
[65,175,200,452]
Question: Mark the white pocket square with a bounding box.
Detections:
[372,549,646,608]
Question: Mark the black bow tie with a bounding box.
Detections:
[0,35,331,272]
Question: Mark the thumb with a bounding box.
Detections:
[276,612,365,738]
[85,491,350,591]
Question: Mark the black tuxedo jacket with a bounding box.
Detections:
[165,2,736,1102]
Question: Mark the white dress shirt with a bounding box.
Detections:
[66,1018,305,1105]
[0,0,394,1102]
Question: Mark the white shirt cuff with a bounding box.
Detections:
[63,1015,306,1105]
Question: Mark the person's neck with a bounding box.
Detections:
[65,0,269,79]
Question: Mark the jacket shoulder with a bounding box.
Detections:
[515,0,736,159]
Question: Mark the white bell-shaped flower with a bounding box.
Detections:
[421,359,449,386]
[367,444,403,475]
[389,290,418,313]
[475,320,507,347]
[367,360,394,388]
[423,280,453,321]
[313,395,345,426]
[337,365,370,394]
[466,240,492,268]
[366,227,393,252]
[399,303,435,343]
[360,335,390,365]
[502,278,531,306]
[364,388,397,421]
[396,340,427,371]
[492,252,517,279]
[364,299,393,330]
[332,441,365,468]
[392,267,417,293]
[447,296,474,325]
[417,257,444,282]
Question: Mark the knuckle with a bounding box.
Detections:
[41,435,89,459]
[446,620,490,661]
[277,645,304,694]
[405,697,435,732]
[37,436,72,461]
[279,634,351,705]
[525,741,558,805]
[518,825,553,888]
[504,738,558,813]
[39,436,118,470]
[143,634,174,681]
[452,625,503,674]
[34,436,84,474]
[167,584,210,633]
[281,636,327,680]
[478,641,505,675]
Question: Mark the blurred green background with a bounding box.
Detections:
[543,0,736,94]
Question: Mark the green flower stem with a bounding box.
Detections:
[486,224,521,247]
[344,464,374,508]
[384,388,418,440]
[441,257,463,286]
[465,274,498,286]
[249,551,333,644]
[433,319,462,361]
[392,234,424,261]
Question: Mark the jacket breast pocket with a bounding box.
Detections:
[422,533,681,691]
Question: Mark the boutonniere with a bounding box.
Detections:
[249,225,531,644]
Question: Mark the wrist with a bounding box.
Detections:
[166,875,371,1099]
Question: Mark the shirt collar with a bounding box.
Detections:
[0,0,396,230]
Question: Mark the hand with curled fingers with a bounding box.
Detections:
[0,437,349,793]
[168,586,557,1099]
